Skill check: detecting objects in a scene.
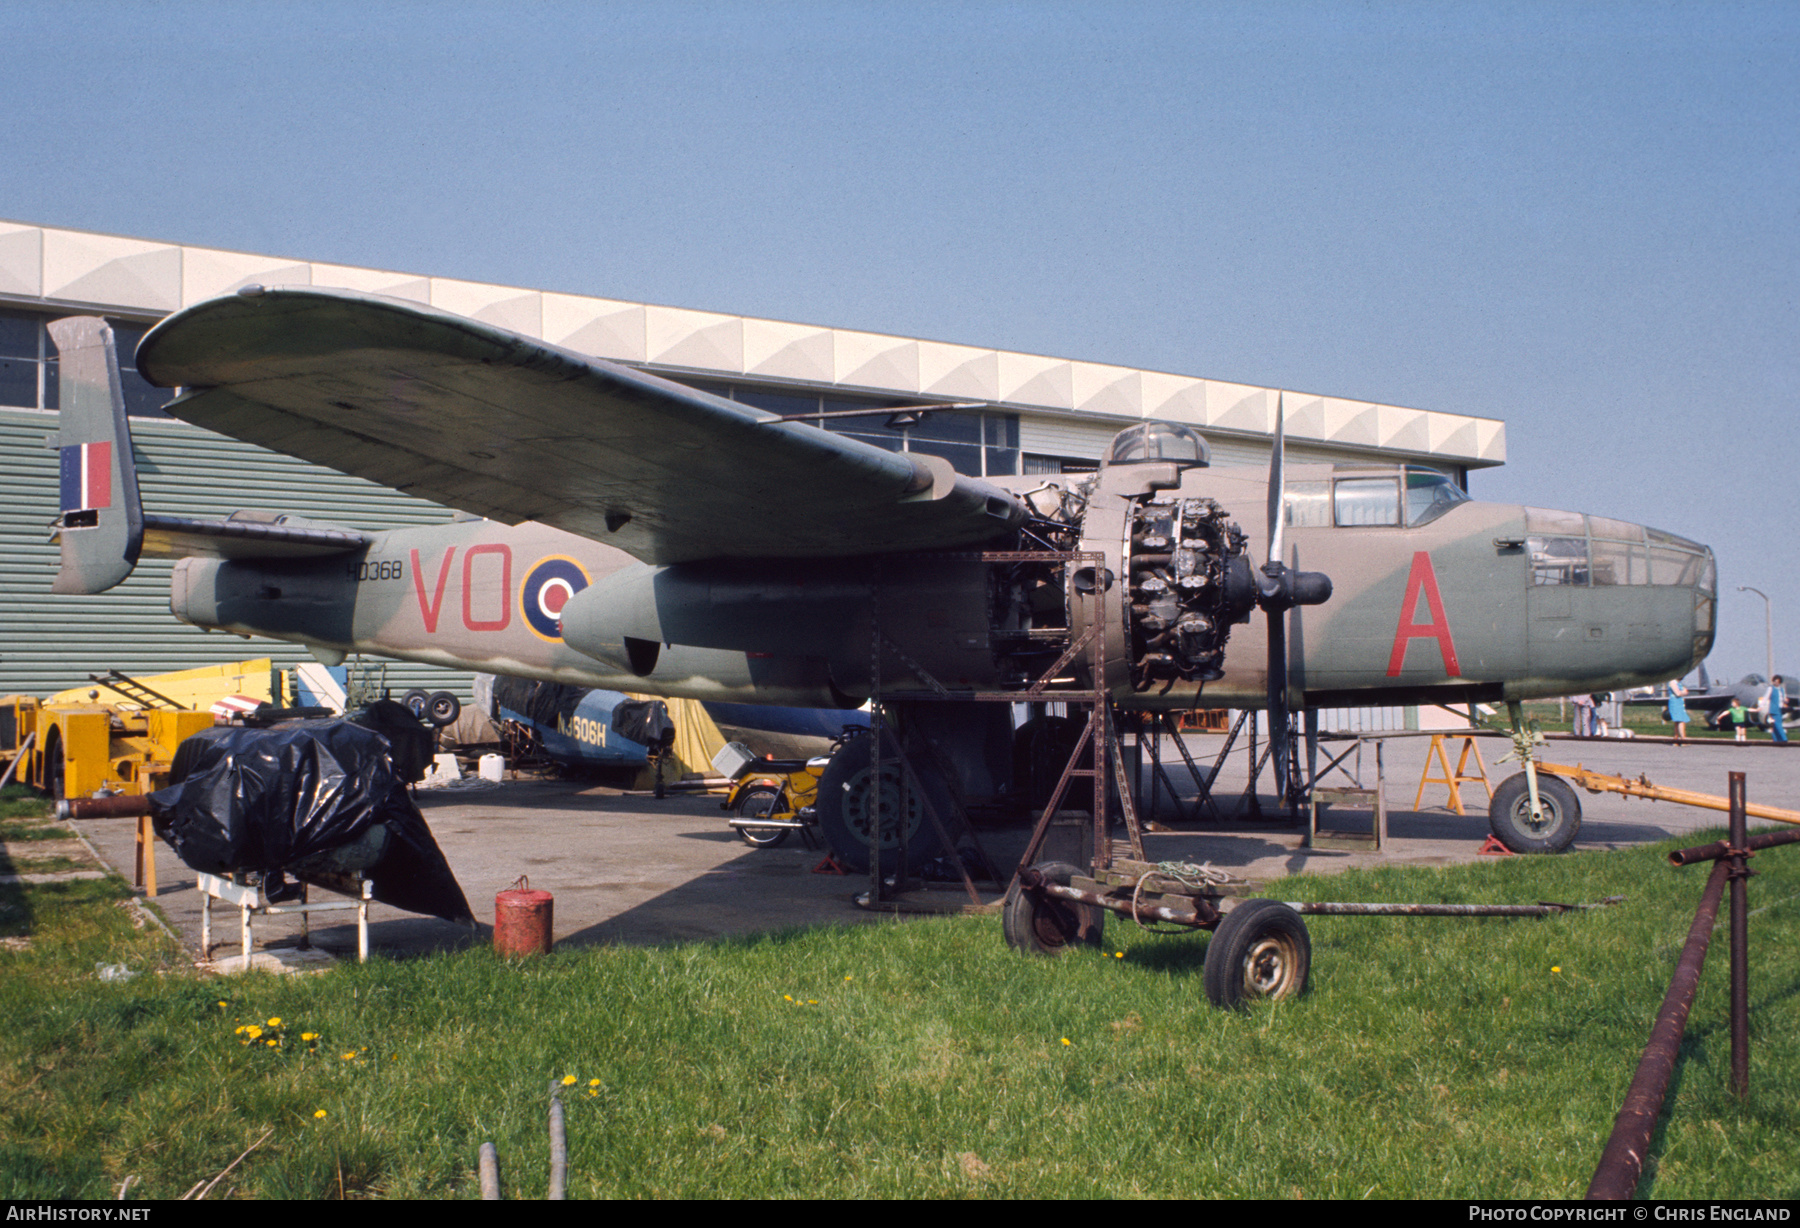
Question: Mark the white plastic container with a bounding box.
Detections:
[478,753,506,782]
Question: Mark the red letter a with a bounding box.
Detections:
[1386,551,1461,677]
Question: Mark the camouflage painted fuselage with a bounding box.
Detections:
[169,461,1715,712]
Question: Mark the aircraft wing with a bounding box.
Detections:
[137,288,1025,565]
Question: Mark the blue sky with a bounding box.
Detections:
[7,0,1796,678]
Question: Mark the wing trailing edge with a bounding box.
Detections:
[137,287,1026,564]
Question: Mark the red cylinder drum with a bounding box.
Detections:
[494,887,554,956]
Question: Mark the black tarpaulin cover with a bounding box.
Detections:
[149,717,474,925]
[609,699,675,751]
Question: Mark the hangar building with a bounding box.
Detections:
[0,219,1505,703]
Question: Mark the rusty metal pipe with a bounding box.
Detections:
[1280,900,1614,917]
[1585,859,1730,1201]
[1667,826,1800,866]
[1037,881,1220,929]
[1729,773,1748,1100]
[57,795,155,819]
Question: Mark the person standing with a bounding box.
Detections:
[1667,678,1690,743]
[1771,676,1789,745]
[1572,693,1595,737]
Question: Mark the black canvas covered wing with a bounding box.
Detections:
[137,288,1024,564]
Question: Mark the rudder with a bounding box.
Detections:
[48,317,143,595]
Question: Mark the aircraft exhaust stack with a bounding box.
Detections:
[47,318,144,595]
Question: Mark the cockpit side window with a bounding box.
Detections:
[1334,477,1400,527]
[1404,469,1471,527]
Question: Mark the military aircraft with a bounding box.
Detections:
[1624,667,1798,731]
[45,292,1718,877]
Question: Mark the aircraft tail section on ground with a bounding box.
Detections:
[47,318,143,595]
[46,317,375,595]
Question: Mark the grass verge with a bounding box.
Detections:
[0,826,1794,1199]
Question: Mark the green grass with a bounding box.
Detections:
[1,834,1795,1199]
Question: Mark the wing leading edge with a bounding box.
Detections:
[137,288,1024,564]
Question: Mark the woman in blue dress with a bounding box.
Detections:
[1667,679,1689,743]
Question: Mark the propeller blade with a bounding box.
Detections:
[1266,390,1286,568]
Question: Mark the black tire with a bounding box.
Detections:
[427,691,461,727]
[1203,899,1311,1009]
[814,734,948,874]
[43,728,65,802]
[402,689,431,721]
[734,784,791,849]
[1003,861,1101,955]
[1488,772,1581,854]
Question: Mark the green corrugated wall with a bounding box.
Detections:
[0,406,476,704]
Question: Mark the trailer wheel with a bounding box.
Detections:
[734,785,791,848]
[1488,773,1581,854]
[1003,862,1099,955]
[1203,899,1310,1008]
[402,689,431,721]
[427,691,461,727]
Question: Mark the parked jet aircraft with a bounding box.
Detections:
[46,294,1717,869]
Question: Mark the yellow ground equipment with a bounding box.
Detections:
[1539,761,1800,827]
[3,659,279,800]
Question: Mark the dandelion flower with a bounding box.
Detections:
[1552,966,1562,974]
[1115,952,1124,959]
[342,1052,357,1061]
[267,1017,282,1027]
[783,994,793,1001]
[314,1110,328,1119]
[807,1000,818,1005]
[217,1000,227,1009]
[1060,1037,1072,1046]
[589,1078,601,1088]
[244,1025,263,1040]
[562,1074,577,1086]
[302,1032,317,1042]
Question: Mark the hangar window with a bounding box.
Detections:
[675,379,1021,477]
[0,310,37,409]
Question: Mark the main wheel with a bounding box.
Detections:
[734,784,791,848]
[1003,861,1101,955]
[1488,772,1581,854]
[402,689,431,721]
[814,735,948,874]
[1203,899,1311,1008]
[427,691,461,727]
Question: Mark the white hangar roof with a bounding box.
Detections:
[0,219,1504,468]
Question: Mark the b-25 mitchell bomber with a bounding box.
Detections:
[47,291,1717,882]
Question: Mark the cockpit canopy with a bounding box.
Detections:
[1102,420,1210,470]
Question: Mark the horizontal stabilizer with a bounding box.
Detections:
[140,512,372,561]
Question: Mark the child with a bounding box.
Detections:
[1728,699,1749,742]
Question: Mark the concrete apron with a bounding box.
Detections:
[73,732,1800,970]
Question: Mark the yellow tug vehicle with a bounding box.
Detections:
[0,659,278,800]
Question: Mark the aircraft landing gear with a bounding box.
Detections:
[814,733,950,875]
[1491,700,1580,853]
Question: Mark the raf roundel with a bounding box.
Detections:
[520,556,591,642]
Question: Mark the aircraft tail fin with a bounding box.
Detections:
[48,317,144,595]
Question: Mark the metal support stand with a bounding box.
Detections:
[199,873,371,970]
